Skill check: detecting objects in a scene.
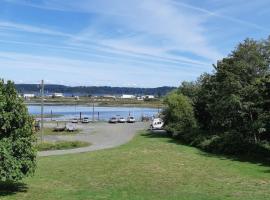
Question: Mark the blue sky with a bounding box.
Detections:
[0,0,269,87]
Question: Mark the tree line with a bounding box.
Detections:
[163,37,270,156]
[15,84,175,96]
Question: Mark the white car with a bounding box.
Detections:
[109,117,118,123]
[82,117,90,123]
[118,117,126,123]
[150,118,164,130]
[127,116,136,123]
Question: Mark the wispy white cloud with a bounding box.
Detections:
[0,52,202,86]
[0,21,72,37]
[3,0,223,62]
[67,0,222,62]
[0,19,211,69]
[172,1,270,32]
[1,0,268,86]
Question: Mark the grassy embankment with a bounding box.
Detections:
[1,131,270,200]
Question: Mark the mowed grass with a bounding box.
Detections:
[1,131,270,200]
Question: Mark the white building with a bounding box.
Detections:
[23,94,35,99]
[121,94,136,99]
[103,95,116,99]
[53,93,64,98]
[139,95,155,100]
[137,96,144,101]
[145,95,155,99]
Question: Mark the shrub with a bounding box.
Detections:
[163,92,197,137]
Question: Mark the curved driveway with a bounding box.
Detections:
[38,122,149,157]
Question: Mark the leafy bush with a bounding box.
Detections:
[163,91,197,137]
[0,80,36,182]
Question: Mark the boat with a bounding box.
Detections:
[66,124,77,132]
[53,125,66,132]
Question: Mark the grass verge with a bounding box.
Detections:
[36,141,91,151]
[1,131,270,200]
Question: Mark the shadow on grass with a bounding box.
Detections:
[141,129,169,138]
[142,130,270,169]
[198,148,270,169]
[0,181,28,197]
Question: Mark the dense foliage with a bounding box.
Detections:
[15,84,175,96]
[163,92,197,137]
[164,37,270,155]
[0,81,36,182]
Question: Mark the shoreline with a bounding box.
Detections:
[25,102,164,108]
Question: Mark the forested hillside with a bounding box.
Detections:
[15,84,175,96]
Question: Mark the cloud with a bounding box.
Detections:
[0,51,207,86]
[3,0,223,62]
[172,1,270,32]
[7,0,270,86]
[0,21,72,37]
[67,0,222,62]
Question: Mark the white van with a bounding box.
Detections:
[150,118,164,130]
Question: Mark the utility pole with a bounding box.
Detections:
[40,80,44,143]
[92,100,95,122]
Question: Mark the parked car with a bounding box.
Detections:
[71,118,79,123]
[150,118,164,130]
[109,117,118,123]
[127,116,136,123]
[118,117,126,123]
[82,117,90,123]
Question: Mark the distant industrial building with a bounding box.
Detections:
[145,95,155,99]
[23,94,35,99]
[52,93,64,98]
[103,95,116,99]
[138,95,155,100]
[121,94,136,99]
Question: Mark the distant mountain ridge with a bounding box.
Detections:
[15,84,176,96]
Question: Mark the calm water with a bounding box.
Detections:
[27,105,160,121]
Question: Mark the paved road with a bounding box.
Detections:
[38,122,149,157]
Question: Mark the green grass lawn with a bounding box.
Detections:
[1,131,270,200]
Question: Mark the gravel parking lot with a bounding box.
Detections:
[38,121,149,157]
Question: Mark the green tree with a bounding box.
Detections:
[0,80,37,182]
[164,36,270,155]
[207,39,269,142]
[163,91,197,137]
